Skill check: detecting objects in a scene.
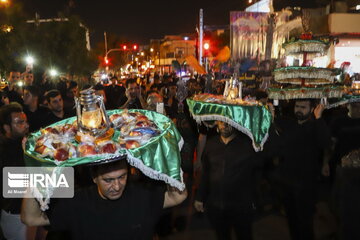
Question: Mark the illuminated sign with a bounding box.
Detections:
[245,0,273,13]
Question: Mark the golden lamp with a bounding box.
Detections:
[75,88,111,136]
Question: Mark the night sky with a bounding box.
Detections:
[23,0,246,45]
[23,0,317,45]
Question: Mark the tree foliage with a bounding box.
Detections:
[0,3,98,77]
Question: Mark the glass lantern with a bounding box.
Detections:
[75,88,111,136]
[224,77,242,100]
[351,80,360,95]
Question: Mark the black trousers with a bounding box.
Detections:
[279,185,316,240]
[335,167,360,240]
[206,205,254,240]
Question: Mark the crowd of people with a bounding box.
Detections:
[0,69,360,240]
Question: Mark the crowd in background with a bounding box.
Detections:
[1,68,360,240]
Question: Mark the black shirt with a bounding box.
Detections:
[273,118,331,188]
[119,97,143,110]
[3,86,23,105]
[163,97,178,119]
[330,115,360,165]
[105,85,126,109]
[44,111,73,126]
[47,183,165,240]
[196,133,263,209]
[24,106,50,132]
[0,137,25,213]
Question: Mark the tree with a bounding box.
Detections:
[0,2,27,73]
[21,14,98,76]
[0,4,97,78]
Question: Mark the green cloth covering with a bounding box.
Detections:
[24,109,185,191]
[186,98,272,151]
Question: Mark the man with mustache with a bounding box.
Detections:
[0,103,31,240]
[194,121,263,240]
[271,99,331,240]
[21,159,187,240]
[119,79,147,109]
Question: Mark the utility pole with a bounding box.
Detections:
[199,9,204,66]
[104,31,108,57]
[265,14,274,60]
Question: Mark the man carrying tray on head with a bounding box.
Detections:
[270,99,332,240]
[194,120,264,240]
[21,158,187,240]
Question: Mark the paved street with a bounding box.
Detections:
[159,184,338,240]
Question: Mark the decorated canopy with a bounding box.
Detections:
[283,39,329,55]
[274,67,337,85]
[24,109,185,210]
[187,94,272,151]
[268,85,344,100]
[269,34,343,100]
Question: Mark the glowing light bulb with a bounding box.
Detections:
[81,108,102,129]
[49,69,58,77]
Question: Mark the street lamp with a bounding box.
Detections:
[49,69,58,77]
[101,74,108,80]
[24,55,35,72]
[0,0,10,7]
[150,48,154,53]
[25,56,35,65]
[204,43,210,50]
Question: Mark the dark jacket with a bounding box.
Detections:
[196,133,263,209]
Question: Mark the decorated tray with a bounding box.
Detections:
[187,94,272,151]
[342,94,360,103]
[274,67,337,84]
[324,94,360,109]
[283,39,329,55]
[267,85,345,100]
[25,109,185,191]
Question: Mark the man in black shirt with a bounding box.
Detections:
[329,102,360,177]
[44,90,71,125]
[0,103,30,240]
[329,103,360,239]
[105,76,125,109]
[21,159,187,240]
[163,82,178,119]
[119,79,147,109]
[4,71,23,104]
[23,86,49,132]
[63,81,78,116]
[271,99,331,240]
[194,121,262,240]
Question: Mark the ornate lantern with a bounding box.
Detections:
[224,77,243,100]
[351,81,360,95]
[75,88,111,136]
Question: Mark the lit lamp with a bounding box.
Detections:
[351,81,360,95]
[75,88,111,136]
